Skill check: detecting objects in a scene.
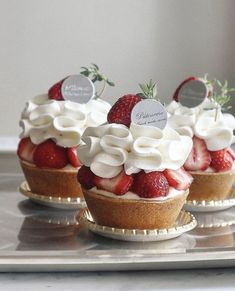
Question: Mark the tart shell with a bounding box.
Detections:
[20,160,83,198]
[82,189,189,230]
[188,169,235,201]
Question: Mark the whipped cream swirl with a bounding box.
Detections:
[167,99,235,151]
[78,123,192,178]
[20,94,111,147]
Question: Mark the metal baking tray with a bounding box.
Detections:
[1,173,235,272]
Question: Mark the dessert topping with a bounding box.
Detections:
[20,94,111,147]
[184,136,211,171]
[163,167,193,190]
[107,94,141,127]
[67,147,81,168]
[107,80,160,128]
[77,165,95,189]
[93,170,133,196]
[49,63,115,103]
[33,139,68,169]
[132,171,169,198]
[210,149,233,172]
[78,123,192,178]
[173,76,209,107]
[80,63,115,99]
[61,75,95,104]
[48,78,67,101]
[131,99,167,129]
[17,137,36,163]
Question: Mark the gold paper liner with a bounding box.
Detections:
[19,181,86,208]
[186,188,235,209]
[79,208,197,242]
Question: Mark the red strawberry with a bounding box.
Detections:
[94,170,133,195]
[67,147,81,168]
[210,149,233,172]
[184,136,211,171]
[163,168,193,190]
[33,139,68,169]
[17,137,36,163]
[77,166,95,189]
[48,77,67,101]
[173,77,197,101]
[107,94,141,127]
[226,147,235,161]
[132,171,169,198]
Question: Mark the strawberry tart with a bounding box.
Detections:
[17,70,112,199]
[167,76,235,201]
[77,91,193,230]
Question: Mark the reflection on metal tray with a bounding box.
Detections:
[0,174,235,272]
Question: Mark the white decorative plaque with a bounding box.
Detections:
[131,99,167,129]
[61,74,95,104]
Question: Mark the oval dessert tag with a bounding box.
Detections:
[61,74,95,104]
[178,79,207,108]
[131,99,167,129]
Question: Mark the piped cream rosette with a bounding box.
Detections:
[78,123,193,179]
[167,99,235,151]
[20,94,111,147]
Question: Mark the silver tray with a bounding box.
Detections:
[1,173,235,272]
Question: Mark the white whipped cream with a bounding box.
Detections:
[91,186,185,201]
[20,94,111,147]
[167,99,235,151]
[78,123,192,178]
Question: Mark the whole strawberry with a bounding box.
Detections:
[77,166,95,189]
[33,139,68,169]
[210,149,233,172]
[48,78,67,101]
[107,94,141,127]
[132,171,169,198]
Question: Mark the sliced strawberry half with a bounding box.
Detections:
[17,137,37,163]
[226,147,235,161]
[33,139,68,169]
[210,149,233,172]
[184,136,211,171]
[77,166,95,189]
[67,147,81,168]
[163,168,193,190]
[48,77,68,101]
[94,170,133,195]
[132,171,169,198]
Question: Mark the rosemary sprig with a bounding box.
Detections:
[212,79,235,112]
[137,79,159,100]
[80,63,115,98]
[203,74,235,121]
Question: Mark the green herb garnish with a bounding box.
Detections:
[80,63,115,98]
[137,79,159,100]
[203,74,235,121]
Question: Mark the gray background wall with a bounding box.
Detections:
[0,0,234,137]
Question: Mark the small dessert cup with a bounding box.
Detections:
[82,189,189,230]
[188,169,235,202]
[20,160,83,198]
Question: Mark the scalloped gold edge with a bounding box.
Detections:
[81,208,197,237]
[19,181,86,205]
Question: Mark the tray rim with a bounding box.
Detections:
[0,249,235,272]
